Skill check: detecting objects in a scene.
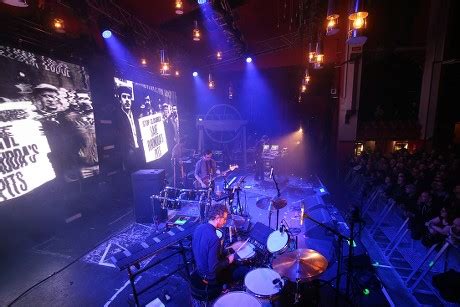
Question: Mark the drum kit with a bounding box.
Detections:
[152,186,209,210]
[211,198,330,306]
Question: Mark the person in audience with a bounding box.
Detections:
[422,206,454,247]
[448,217,460,246]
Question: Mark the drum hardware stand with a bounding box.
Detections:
[271,168,281,230]
[302,210,351,307]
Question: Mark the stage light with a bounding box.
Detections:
[1,0,28,7]
[304,68,311,84]
[197,0,207,4]
[198,117,203,121]
[314,42,324,69]
[301,84,307,93]
[246,57,252,63]
[363,288,370,295]
[102,30,112,38]
[216,51,222,60]
[193,71,198,77]
[140,58,147,66]
[175,70,180,77]
[299,127,303,133]
[193,20,201,41]
[175,0,184,15]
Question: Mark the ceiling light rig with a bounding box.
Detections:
[193,20,201,41]
[175,0,184,15]
[160,49,170,76]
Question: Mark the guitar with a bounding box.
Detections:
[194,164,239,189]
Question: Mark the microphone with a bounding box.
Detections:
[269,167,274,179]
[279,224,284,233]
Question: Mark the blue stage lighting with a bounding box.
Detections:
[193,71,198,77]
[197,0,207,4]
[246,57,252,63]
[102,30,112,38]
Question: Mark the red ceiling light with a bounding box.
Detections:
[175,0,184,15]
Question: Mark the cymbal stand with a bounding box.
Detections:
[272,171,281,230]
[302,210,351,307]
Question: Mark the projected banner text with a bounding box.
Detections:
[139,113,168,163]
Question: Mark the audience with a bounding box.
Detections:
[348,148,460,245]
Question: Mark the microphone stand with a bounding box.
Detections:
[302,212,351,306]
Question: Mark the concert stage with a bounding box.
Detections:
[1,172,391,306]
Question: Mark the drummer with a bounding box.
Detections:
[192,204,249,293]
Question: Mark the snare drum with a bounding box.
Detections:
[213,291,261,307]
[232,241,257,265]
[266,230,290,254]
[244,268,283,305]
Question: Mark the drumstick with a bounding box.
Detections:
[235,238,250,253]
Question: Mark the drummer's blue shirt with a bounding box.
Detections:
[192,222,228,281]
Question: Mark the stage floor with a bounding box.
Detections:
[1,172,392,306]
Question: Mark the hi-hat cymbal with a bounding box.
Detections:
[272,248,328,281]
[256,197,287,210]
[224,214,246,227]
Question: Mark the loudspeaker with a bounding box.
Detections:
[131,169,166,223]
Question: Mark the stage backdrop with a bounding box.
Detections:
[113,77,179,165]
[0,46,99,203]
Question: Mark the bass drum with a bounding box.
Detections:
[213,291,261,307]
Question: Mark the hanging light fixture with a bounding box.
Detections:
[53,18,65,33]
[326,0,339,36]
[1,0,28,7]
[193,20,201,41]
[208,73,215,89]
[216,51,222,60]
[307,42,316,64]
[160,50,170,76]
[304,68,311,84]
[314,41,324,69]
[347,0,368,45]
[228,83,233,99]
[175,0,184,15]
[301,83,307,93]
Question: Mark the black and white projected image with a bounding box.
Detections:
[0,46,99,202]
[113,77,179,164]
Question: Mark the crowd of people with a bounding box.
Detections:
[348,148,460,247]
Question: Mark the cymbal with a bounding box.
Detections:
[256,197,287,210]
[272,248,328,281]
[224,214,246,227]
